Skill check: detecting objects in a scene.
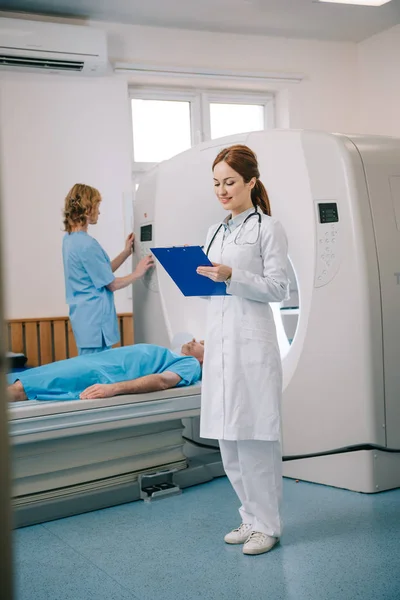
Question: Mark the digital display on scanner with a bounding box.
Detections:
[140,224,152,242]
[318,203,339,224]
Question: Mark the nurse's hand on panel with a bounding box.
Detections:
[197,262,232,282]
[134,254,155,278]
[107,254,154,291]
[124,232,135,255]
[111,232,137,272]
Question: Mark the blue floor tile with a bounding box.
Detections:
[15,477,400,600]
[14,524,138,600]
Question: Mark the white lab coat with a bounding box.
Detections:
[200,211,289,441]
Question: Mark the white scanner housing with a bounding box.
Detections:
[133,130,400,493]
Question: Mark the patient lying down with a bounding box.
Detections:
[8,341,204,402]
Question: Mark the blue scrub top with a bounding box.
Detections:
[62,232,119,349]
[8,344,202,401]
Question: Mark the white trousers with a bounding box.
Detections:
[219,439,283,538]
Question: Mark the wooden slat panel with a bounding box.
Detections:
[67,321,78,358]
[53,320,67,362]
[122,315,134,346]
[39,321,52,366]
[6,313,134,360]
[10,322,24,354]
[25,322,39,367]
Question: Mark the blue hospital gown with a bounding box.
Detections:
[8,345,201,401]
[62,232,119,349]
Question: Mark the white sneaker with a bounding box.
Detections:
[224,523,252,544]
[243,531,279,555]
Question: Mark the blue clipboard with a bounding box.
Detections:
[150,246,228,297]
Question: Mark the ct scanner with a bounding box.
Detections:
[133,129,400,495]
[7,129,400,527]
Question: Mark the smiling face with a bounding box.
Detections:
[213,161,256,218]
[181,339,205,364]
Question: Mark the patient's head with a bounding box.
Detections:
[181,339,205,364]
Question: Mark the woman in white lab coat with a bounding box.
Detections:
[197,144,289,556]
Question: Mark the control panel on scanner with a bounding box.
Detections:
[315,202,340,288]
[140,223,158,292]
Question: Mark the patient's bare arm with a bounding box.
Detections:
[8,381,28,402]
[79,371,182,400]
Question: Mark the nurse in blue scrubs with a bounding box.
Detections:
[62,183,153,355]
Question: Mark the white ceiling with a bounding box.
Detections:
[1,0,400,42]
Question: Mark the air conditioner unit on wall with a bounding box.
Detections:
[0,17,108,76]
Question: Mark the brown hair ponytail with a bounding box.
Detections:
[213,144,271,216]
[251,179,271,216]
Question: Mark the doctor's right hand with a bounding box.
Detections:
[134,255,155,278]
[197,263,232,282]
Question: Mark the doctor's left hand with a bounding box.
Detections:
[80,383,116,400]
[197,263,232,282]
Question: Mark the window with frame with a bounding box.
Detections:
[129,88,275,177]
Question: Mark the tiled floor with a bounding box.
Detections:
[14,477,400,600]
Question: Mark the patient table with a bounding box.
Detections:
[9,384,223,527]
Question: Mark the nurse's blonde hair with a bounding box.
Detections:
[213,145,271,216]
[63,183,101,233]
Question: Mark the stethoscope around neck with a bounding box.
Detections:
[205,207,262,256]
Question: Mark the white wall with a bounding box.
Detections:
[0,17,359,319]
[0,73,133,318]
[357,25,400,136]
[103,21,358,132]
